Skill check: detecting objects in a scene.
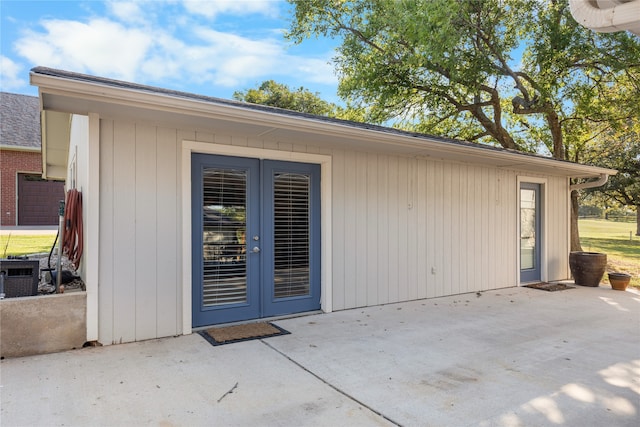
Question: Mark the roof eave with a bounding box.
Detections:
[30,68,617,180]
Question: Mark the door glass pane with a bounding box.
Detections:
[273,172,311,298]
[202,168,247,306]
[520,188,536,270]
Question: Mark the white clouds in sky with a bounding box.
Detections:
[6,0,337,96]
[107,1,148,24]
[16,18,153,81]
[0,56,26,90]
[182,0,279,18]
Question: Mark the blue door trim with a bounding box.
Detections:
[520,182,542,283]
[262,160,321,317]
[191,153,261,327]
[192,154,321,327]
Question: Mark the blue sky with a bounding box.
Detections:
[1,0,341,102]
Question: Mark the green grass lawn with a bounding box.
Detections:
[579,219,639,289]
[1,234,57,257]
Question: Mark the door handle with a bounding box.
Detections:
[251,246,261,253]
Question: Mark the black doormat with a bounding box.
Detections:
[524,282,575,292]
[198,322,290,346]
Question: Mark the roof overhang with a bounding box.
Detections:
[569,0,640,35]
[30,68,616,181]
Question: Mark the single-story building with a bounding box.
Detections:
[30,67,615,346]
[0,92,64,226]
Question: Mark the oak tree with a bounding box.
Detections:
[233,80,338,116]
[287,0,640,250]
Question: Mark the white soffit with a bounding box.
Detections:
[569,0,640,35]
[42,110,71,180]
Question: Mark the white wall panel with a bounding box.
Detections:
[416,159,428,300]
[376,155,390,305]
[406,158,418,301]
[329,149,534,310]
[156,128,180,337]
[389,156,401,303]
[459,164,470,295]
[99,121,186,344]
[98,120,115,345]
[397,157,409,302]
[343,150,358,308]
[111,121,136,344]
[366,153,379,306]
[331,149,346,311]
[425,160,436,298]
[547,175,570,280]
[355,152,368,307]
[134,124,158,340]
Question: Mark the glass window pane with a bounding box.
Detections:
[520,188,536,270]
[202,168,247,306]
[273,172,311,298]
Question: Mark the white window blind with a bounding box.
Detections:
[273,172,311,299]
[202,168,247,306]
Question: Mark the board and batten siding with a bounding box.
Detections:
[98,120,183,344]
[332,155,571,311]
[545,173,571,280]
[332,151,520,311]
[96,117,570,344]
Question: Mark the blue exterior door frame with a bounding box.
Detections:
[520,182,542,283]
[191,154,261,326]
[192,153,321,327]
[262,160,321,317]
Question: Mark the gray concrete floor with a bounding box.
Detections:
[1,286,639,426]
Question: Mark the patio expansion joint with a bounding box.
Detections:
[261,340,402,427]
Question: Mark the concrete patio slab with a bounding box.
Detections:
[1,286,638,426]
[0,334,390,426]
[271,286,640,426]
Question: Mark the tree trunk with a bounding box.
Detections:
[570,190,582,252]
[636,207,639,236]
[546,109,565,160]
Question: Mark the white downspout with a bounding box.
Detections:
[569,0,640,35]
[570,173,609,191]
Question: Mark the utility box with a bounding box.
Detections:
[0,259,39,298]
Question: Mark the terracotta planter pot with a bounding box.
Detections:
[608,272,631,291]
[569,252,607,287]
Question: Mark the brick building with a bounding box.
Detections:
[1,92,64,226]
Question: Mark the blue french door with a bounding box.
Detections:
[192,154,320,327]
[520,183,542,283]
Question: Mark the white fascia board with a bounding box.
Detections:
[31,70,617,180]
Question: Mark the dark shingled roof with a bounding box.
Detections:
[1,92,41,149]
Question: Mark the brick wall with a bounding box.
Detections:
[0,149,42,226]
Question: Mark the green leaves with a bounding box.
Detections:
[233,80,338,116]
[287,0,640,161]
